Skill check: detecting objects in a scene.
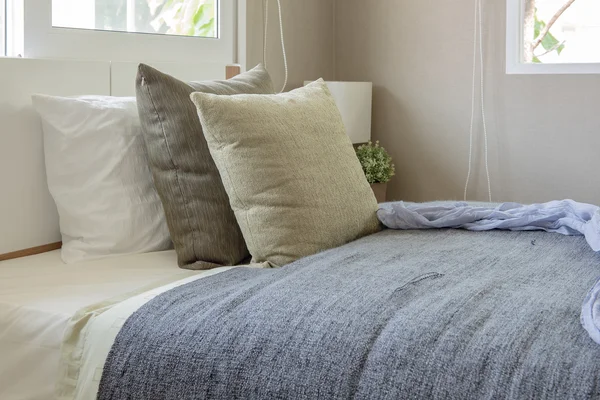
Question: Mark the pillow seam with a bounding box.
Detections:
[201,98,258,263]
[144,78,199,262]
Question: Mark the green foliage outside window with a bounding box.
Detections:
[532,10,565,63]
[149,0,216,37]
[96,0,216,38]
[524,0,577,63]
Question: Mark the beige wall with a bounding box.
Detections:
[335,0,600,204]
[245,0,335,90]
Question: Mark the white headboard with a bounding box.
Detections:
[0,57,237,259]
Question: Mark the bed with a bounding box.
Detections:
[4,228,595,400]
[2,58,600,400]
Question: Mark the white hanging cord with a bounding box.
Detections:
[478,0,492,202]
[275,0,288,93]
[263,0,288,93]
[463,0,492,202]
[263,0,269,68]
[463,0,478,202]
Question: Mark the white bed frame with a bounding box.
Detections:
[0,58,240,260]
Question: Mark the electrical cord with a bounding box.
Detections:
[263,0,288,93]
[464,0,492,202]
[479,0,492,202]
[463,0,478,202]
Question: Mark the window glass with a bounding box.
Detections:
[524,0,600,63]
[52,0,217,38]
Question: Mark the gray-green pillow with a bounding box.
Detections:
[136,64,274,270]
[190,79,381,267]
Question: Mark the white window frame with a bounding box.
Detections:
[506,0,600,74]
[21,0,236,64]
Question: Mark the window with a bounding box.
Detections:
[506,0,600,74]
[2,0,234,64]
[52,0,217,39]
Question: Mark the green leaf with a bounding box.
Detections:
[534,20,543,39]
[193,4,206,25]
[541,30,560,51]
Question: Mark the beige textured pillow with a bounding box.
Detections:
[190,79,381,267]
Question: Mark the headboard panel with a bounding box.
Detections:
[110,61,226,96]
[0,58,238,258]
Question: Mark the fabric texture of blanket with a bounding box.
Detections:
[378,200,600,345]
[98,229,600,400]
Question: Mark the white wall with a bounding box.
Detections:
[245,0,335,90]
[335,0,600,204]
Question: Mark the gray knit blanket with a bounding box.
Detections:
[98,229,600,399]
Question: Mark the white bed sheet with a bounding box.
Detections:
[59,268,236,400]
[0,249,195,400]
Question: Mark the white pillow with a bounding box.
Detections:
[32,95,172,264]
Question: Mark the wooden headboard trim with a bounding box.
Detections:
[0,63,238,263]
[226,64,241,79]
[0,242,62,262]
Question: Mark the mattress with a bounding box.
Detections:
[0,249,196,400]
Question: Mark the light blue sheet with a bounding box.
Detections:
[582,278,600,345]
[377,199,600,344]
[378,199,600,251]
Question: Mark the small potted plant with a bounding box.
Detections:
[355,141,395,203]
